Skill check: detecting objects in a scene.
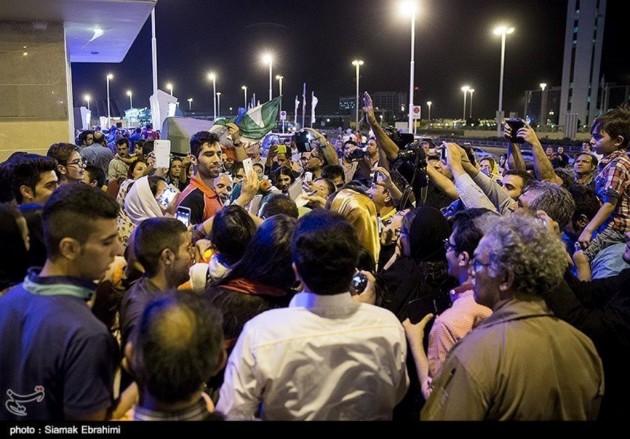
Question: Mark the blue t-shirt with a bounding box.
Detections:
[0,274,118,420]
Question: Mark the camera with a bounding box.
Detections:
[397,141,427,168]
[505,118,526,143]
[347,148,367,161]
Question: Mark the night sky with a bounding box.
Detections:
[71,0,628,120]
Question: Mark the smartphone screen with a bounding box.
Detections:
[158,187,178,207]
[303,171,313,183]
[176,206,191,226]
[242,157,254,176]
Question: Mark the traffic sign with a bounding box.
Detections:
[412,105,422,119]
[280,110,287,120]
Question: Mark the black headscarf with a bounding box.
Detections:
[0,205,29,293]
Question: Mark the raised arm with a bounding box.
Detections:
[515,122,563,184]
[363,91,399,161]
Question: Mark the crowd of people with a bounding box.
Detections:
[1,91,629,421]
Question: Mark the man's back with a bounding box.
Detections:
[422,299,604,420]
[0,285,117,420]
[217,292,408,420]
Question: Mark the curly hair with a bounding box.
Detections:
[476,213,567,297]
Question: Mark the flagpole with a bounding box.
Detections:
[294,96,299,127]
[310,91,314,128]
[302,83,306,129]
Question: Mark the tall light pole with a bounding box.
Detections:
[276,75,283,113]
[208,73,217,120]
[461,85,470,121]
[468,88,475,119]
[216,92,221,118]
[399,1,418,133]
[187,98,193,111]
[126,90,133,109]
[166,82,173,96]
[494,25,514,137]
[241,85,248,108]
[106,73,113,127]
[426,101,432,121]
[352,60,364,129]
[262,53,273,101]
[84,94,91,111]
[539,82,547,128]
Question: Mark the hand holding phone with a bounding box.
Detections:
[242,158,254,176]
[157,186,179,208]
[175,206,191,226]
[505,119,526,143]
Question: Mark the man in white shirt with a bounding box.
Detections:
[216,209,408,420]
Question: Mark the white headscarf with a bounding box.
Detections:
[124,176,164,224]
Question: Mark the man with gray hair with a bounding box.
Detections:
[422,213,604,420]
[517,179,576,231]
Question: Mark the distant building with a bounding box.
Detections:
[559,0,606,128]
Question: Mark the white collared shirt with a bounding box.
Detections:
[216,291,409,420]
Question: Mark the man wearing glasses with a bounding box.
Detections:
[421,214,604,420]
[46,143,86,185]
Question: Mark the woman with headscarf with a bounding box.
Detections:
[0,204,29,295]
[117,175,170,246]
[376,206,457,321]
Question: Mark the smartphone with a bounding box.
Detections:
[277,144,287,154]
[242,157,254,176]
[370,170,380,184]
[154,139,172,168]
[303,171,313,183]
[505,118,525,144]
[175,206,191,226]
[157,186,179,208]
[349,272,368,295]
[440,146,448,160]
[407,296,439,324]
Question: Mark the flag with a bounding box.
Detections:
[311,91,318,127]
[235,96,281,140]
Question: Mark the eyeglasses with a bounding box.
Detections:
[471,258,491,273]
[443,239,458,252]
[66,158,87,167]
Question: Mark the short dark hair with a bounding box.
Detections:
[47,143,79,165]
[10,154,57,204]
[116,138,131,149]
[84,165,106,188]
[142,140,155,158]
[554,168,574,189]
[190,131,220,159]
[43,184,119,258]
[292,210,359,295]
[591,105,630,149]
[450,208,497,257]
[259,193,299,219]
[576,152,599,168]
[521,180,575,230]
[131,291,224,403]
[209,205,257,265]
[568,184,600,224]
[502,169,534,189]
[134,217,188,277]
[321,164,345,184]
[218,214,297,292]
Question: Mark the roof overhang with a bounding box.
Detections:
[0,0,157,63]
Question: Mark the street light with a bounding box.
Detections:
[166,82,173,96]
[461,85,470,120]
[426,101,432,121]
[106,73,113,127]
[241,85,248,108]
[126,90,133,109]
[468,88,475,119]
[187,98,193,111]
[216,92,221,118]
[208,73,217,120]
[84,94,91,111]
[276,75,283,113]
[539,82,547,127]
[262,53,273,101]
[399,1,418,133]
[494,25,514,137]
[351,60,364,129]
